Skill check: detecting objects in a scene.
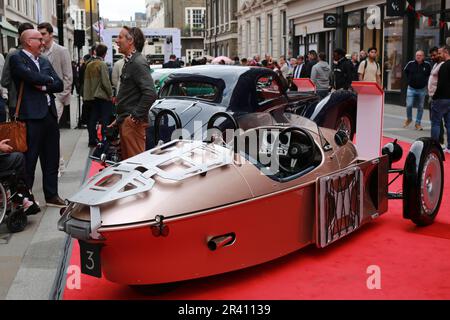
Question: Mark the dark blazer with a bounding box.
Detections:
[292,63,308,79]
[10,50,63,120]
[162,60,181,69]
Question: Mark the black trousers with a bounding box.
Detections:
[0,152,26,178]
[0,152,30,198]
[25,112,60,199]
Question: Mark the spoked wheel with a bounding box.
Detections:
[403,140,444,226]
[7,208,27,233]
[0,183,7,226]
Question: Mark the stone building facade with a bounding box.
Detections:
[205,0,238,58]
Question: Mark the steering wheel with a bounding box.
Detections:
[272,127,316,174]
[154,109,182,145]
[206,112,239,144]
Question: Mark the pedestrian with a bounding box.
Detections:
[359,50,367,62]
[279,56,290,79]
[71,61,79,95]
[403,50,432,130]
[292,55,307,78]
[304,50,318,78]
[38,22,73,124]
[332,48,353,90]
[431,45,450,153]
[83,44,113,148]
[350,52,360,81]
[110,26,157,160]
[233,56,240,65]
[428,47,445,145]
[311,52,331,99]
[0,139,41,215]
[9,29,65,207]
[358,47,381,86]
[1,23,34,121]
[38,22,73,176]
[240,57,248,66]
[79,48,96,129]
[111,56,125,96]
[163,54,181,68]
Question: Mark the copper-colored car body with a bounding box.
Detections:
[58,111,399,285]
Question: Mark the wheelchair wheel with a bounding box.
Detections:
[0,183,7,226]
[7,208,27,233]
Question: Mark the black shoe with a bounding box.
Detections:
[46,195,67,208]
[25,202,41,216]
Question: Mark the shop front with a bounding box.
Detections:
[287,0,450,105]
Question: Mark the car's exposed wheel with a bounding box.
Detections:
[335,112,355,140]
[403,139,444,226]
[0,183,7,226]
[7,208,27,233]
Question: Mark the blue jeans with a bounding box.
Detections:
[431,99,450,148]
[406,86,427,125]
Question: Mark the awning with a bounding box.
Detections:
[0,19,18,38]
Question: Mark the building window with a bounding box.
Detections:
[308,34,318,53]
[298,36,305,57]
[414,1,441,55]
[186,7,205,37]
[281,10,287,56]
[267,14,273,56]
[257,17,262,55]
[384,19,403,92]
[246,20,251,57]
[186,49,204,63]
[347,11,362,56]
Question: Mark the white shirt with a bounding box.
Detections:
[22,49,51,105]
[428,61,444,97]
[293,63,304,78]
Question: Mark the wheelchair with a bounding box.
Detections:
[0,170,28,233]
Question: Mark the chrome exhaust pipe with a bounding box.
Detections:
[207,233,236,251]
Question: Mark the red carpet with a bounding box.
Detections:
[64,139,450,300]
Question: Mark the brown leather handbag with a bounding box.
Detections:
[0,82,27,152]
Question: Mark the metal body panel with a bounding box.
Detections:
[96,183,316,285]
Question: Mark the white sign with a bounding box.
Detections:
[367,5,381,30]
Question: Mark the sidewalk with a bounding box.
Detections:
[0,126,90,300]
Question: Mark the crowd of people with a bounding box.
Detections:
[0,22,449,226]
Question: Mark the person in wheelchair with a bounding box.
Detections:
[0,139,40,216]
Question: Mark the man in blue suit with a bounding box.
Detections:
[10,29,66,207]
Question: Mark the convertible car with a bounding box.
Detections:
[147,65,356,149]
[59,109,444,285]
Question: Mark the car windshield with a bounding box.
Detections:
[235,112,320,137]
[160,81,221,102]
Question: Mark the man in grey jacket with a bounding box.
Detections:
[311,52,331,99]
[110,26,157,159]
[38,22,73,124]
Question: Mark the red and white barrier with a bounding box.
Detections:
[351,81,384,160]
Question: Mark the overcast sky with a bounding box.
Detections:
[99,0,146,21]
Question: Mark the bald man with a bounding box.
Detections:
[403,50,432,130]
[9,29,66,208]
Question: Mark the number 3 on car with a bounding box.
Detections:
[79,241,102,278]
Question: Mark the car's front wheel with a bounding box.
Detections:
[403,139,444,226]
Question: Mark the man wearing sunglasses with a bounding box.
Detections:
[9,29,65,208]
